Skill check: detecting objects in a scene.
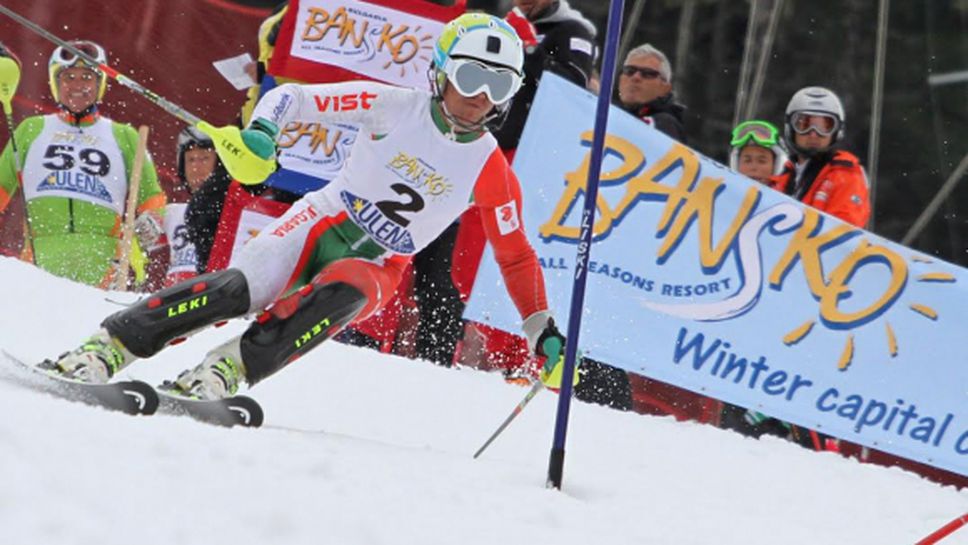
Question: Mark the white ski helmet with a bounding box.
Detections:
[48,40,108,105]
[783,86,845,154]
[432,13,524,116]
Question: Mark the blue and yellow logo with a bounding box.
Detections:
[37,171,113,203]
[341,189,416,254]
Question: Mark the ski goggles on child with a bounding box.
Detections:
[730,120,780,148]
[789,111,840,137]
[51,41,106,70]
[445,57,522,105]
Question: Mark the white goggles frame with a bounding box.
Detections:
[790,111,840,137]
[444,57,521,105]
[52,41,106,69]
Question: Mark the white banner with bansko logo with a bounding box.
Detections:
[290,0,445,91]
[270,0,451,193]
[465,73,968,477]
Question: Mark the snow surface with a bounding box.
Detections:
[1,256,966,545]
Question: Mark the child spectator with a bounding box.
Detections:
[728,120,788,184]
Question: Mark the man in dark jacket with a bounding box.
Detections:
[179,128,236,275]
[496,0,597,153]
[183,172,233,275]
[617,43,687,143]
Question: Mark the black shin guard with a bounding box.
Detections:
[241,281,367,385]
[103,269,251,358]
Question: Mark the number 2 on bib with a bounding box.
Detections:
[374,183,425,227]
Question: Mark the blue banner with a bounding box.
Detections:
[465,73,968,477]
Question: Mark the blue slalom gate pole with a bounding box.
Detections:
[546,0,625,490]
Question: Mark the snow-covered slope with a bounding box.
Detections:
[1,257,965,545]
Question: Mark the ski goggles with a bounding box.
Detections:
[445,57,522,105]
[51,41,106,69]
[789,111,840,137]
[730,120,780,148]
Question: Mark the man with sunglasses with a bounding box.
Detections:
[617,44,687,143]
[0,40,166,289]
[47,14,577,400]
[771,86,870,228]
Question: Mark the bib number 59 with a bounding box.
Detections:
[42,145,111,176]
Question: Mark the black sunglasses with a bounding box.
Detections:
[621,65,662,79]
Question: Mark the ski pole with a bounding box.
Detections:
[547,0,625,491]
[113,125,150,291]
[0,42,37,260]
[916,513,968,545]
[0,5,202,126]
[473,380,545,459]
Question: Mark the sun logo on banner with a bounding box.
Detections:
[381,29,435,78]
[541,132,959,371]
[781,259,955,369]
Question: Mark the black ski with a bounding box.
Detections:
[0,350,159,416]
[155,384,264,428]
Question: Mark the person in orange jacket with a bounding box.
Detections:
[735,86,870,452]
[770,86,870,229]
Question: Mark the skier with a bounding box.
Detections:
[162,126,230,285]
[728,120,788,185]
[0,40,166,288]
[46,14,575,399]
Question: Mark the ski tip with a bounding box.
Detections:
[156,389,264,428]
[228,395,264,428]
[118,381,160,415]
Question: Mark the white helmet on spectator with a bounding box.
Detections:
[431,13,524,128]
[783,86,845,156]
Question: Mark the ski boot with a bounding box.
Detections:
[41,328,135,383]
[162,338,247,400]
